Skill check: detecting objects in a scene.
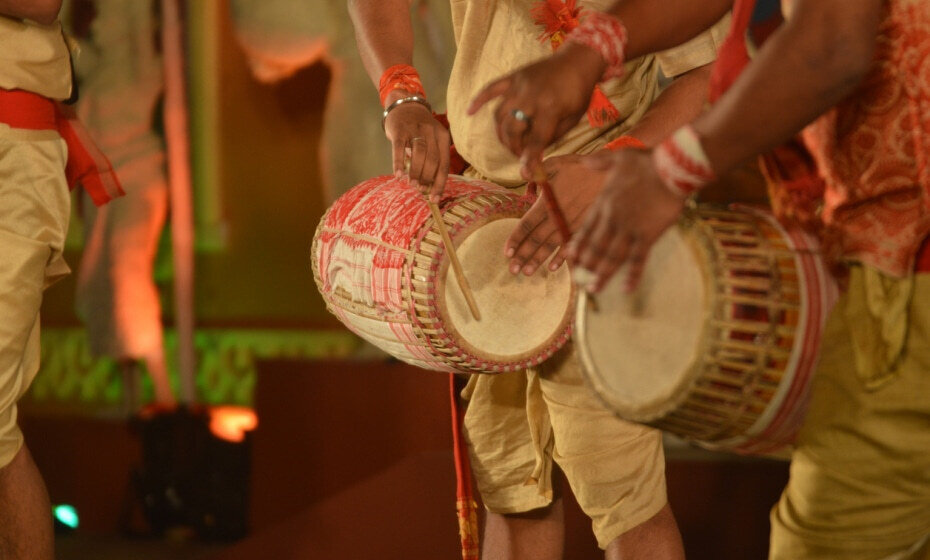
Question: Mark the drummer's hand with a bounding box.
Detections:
[567,149,686,293]
[383,91,451,203]
[505,153,606,276]
[467,43,604,180]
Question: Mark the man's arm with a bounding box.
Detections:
[503,63,714,276]
[569,0,884,293]
[348,0,450,200]
[348,0,416,91]
[623,63,713,146]
[0,0,62,24]
[468,0,731,177]
[695,0,880,174]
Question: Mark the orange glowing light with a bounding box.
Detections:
[209,406,258,443]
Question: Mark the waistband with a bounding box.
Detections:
[0,88,57,130]
[0,88,124,206]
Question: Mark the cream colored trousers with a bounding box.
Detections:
[0,124,70,468]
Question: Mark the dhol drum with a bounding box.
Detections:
[312,175,574,374]
[575,205,838,457]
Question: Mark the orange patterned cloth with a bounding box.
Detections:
[801,1,930,277]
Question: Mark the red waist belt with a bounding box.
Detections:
[0,88,123,206]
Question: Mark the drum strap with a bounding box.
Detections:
[449,374,479,560]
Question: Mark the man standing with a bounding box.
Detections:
[348,1,726,557]
[481,1,930,557]
[0,2,73,559]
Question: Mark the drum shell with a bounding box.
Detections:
[312,175,574,374]
[576,205,838,457]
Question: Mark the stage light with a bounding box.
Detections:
[53,504,79,531]
[208,406,258,443]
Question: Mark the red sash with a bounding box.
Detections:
[0,88,124,206]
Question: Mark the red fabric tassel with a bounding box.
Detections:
[0,89,123,206]
[586,85,621,128]
[531,0,620,127]
[531,0,581,46]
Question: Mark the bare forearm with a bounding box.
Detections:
[555,0,732,102]
[0,0,61,24]
[348,0,415,99]
[608,0,733,60]
[626,63,712,146]
[693,0,882,175]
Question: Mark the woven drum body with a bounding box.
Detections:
[576,205,838,457]
[313,175,574,374]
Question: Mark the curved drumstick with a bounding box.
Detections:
[428,200,482,321]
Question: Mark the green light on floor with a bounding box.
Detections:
[53,504,79,530]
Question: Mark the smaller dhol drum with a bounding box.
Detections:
[575,205,838,457]
[312,175,574,374]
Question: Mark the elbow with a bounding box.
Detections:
[801,10,879,94]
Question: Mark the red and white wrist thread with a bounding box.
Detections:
[378,64,427,107]
[652,125,716,198]
[563,11,629,81]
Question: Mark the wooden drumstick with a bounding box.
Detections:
[428,200,482,321]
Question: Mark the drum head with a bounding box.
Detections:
[576,225,709,421]
[440,217,573,364]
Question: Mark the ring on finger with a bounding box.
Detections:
[511,108,532,125]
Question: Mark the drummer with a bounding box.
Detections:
[478,1,930,558]
[348,1,728,557]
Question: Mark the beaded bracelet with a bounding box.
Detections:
[652,125,716,198]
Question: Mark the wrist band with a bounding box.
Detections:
[564,11,629,81]
[652,125,716,198]
[381,95,432,130]
[378,64,427,107]
[605,135,645,151]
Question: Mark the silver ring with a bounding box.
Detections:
[410,136,426,143]
[511,108,531,123]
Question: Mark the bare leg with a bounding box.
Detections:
[482,498,565,560]
[604,503,685,560]
[140,349,175,407]
[0,445,54,560]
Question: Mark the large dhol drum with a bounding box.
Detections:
[313,175,574,373]
[576,205,838,456]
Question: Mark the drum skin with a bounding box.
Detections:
[312,175,574,374]
[576,205,838,457]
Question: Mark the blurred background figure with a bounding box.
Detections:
[65,0,176,411]
[228,0,454,202]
